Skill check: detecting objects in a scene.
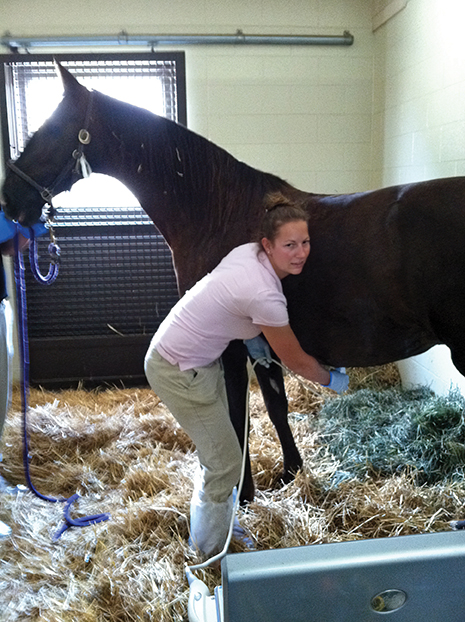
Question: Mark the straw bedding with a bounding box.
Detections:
[1,363,465,621]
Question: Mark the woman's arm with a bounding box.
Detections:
[258,323,331,385]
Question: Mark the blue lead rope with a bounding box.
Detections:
[13,229,110,540]
[28,227,60,285]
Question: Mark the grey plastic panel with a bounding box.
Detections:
[221,531,465,622]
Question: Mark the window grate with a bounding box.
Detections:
[4,55,185,158]
[0,53,186,384]
[25,223,179,339]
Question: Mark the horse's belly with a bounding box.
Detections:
[288,294,438,368]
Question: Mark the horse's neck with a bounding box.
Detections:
[88,101,172,234]
[88,95,292,267]
[89,99,239,242]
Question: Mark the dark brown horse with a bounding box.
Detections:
[2,64,465,500]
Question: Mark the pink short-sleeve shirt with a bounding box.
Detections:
[152,243,289,370]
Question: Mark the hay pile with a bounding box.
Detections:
[318,387,465,484]
[1,364,465,621]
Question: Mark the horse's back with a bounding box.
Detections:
[285,176,465,368]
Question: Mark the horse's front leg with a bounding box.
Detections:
[254,359,303,482]
[222,340,255,503]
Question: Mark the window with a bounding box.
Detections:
[2,53,186,209]
[0,53,186,386]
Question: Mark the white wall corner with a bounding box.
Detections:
[372,0,408,32]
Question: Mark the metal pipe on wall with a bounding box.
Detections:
[1,30,354,52]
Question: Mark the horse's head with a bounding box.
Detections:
[1,62,92,226]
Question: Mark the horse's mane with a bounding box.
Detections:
[95,91,292,231]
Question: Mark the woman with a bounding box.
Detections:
[144,193,349,556]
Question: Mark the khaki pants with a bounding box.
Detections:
[144,347,242,504]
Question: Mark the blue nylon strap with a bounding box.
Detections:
[13,231,110,539]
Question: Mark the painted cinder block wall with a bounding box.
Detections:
[1,0,465,394]
[0,0,376,382]
[0,0,376,194]
[372,0,465,395]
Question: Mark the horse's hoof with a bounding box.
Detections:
[238,484,255,505]
[280,463,303,485]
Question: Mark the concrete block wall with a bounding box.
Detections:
[1,0,376,195]
[2,0,465,394]
[373,0,465,394]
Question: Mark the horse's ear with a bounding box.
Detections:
[54,60,85,95]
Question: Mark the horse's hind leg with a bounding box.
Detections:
[254,359,303,483]
[222,340,255,503]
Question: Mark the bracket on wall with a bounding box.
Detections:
[372,0,408,31]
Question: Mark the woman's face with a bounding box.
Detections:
[262,220,310,279]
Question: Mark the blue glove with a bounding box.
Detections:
[324,368,349,394]
[18,221,49,239]
[0,210,48,243]
[244,335,272,368]
[0,212,17,243]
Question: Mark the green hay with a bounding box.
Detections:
[318,387,465,484]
